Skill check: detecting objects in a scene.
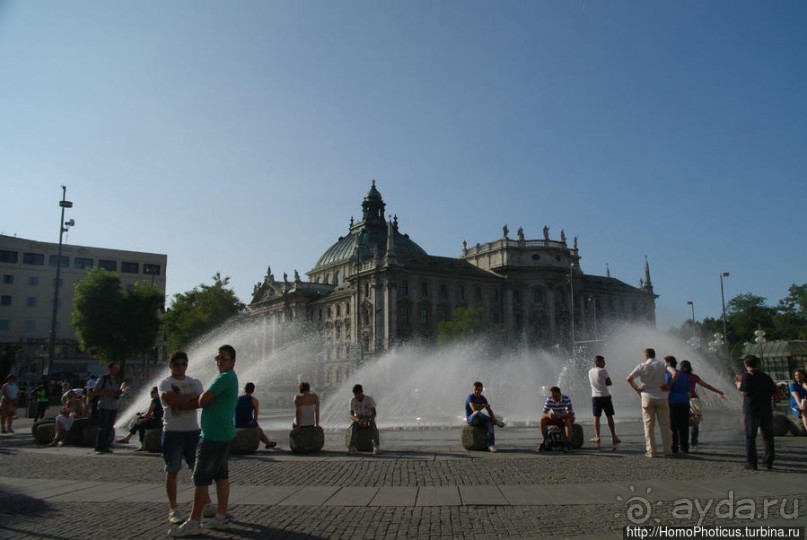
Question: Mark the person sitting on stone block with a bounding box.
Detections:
[235,382,276,449]
[293,382,322,432]
[465,381,505,453]
[117,386,164,451]
[540,386,575,453]
[48,390,88,446]
[348,384,379,455]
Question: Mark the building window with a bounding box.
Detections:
[0,250,18,263]
[534,287,544,303]
[144,263,161,276]
[121,262,139,274]
[28,276,39,286]
[457,284,465,301]
[125,283,135,292]
[439,284,448,299]
[334,270,340,284]
[438,307,448,322]
[74,257,94,270]
[98,259,117,271]
[24,320,36,332]
[0,295,11,306]
[399,280,409,296]
[420,282,429,297]
[26,297,36,307]
[420,307,429,326]
[336,304,341,317]
[492,289,499,303]
[0,320,9,330]
[52,278,63,287]
[475,287,483,302]
[346,303,350,315]
[400,306,409,323]
[23,253,45,265]
[2,274,13,285]
[49,254,69,267]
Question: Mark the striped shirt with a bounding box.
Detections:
[543,394,573,416]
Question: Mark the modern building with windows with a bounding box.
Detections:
[249,182,657,386]
[0,234,167,382]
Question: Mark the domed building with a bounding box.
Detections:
[249,181,656,386]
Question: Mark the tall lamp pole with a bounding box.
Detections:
[686,300,695,340]
[45,186,74,377]
[719,272,730,355]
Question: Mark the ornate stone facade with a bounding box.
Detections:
[249,181,656,387]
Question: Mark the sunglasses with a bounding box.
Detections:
[214,355,231,362]
[171,362,188,367]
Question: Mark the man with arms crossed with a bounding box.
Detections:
[170,345,239,537]
[159,351,212,525]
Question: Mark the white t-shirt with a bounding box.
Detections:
[628,358,675,399]
[159,375,204,432]
[588,367,611,397]
[349,394,377,419]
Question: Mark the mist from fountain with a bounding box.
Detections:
[117,319,742,432]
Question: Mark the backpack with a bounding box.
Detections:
[545,426,565,451]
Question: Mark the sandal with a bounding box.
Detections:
[590,437,601,444]
[265,441,277,449]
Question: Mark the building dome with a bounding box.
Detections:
[310,181,427,272]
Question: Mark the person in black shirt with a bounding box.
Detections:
[738,355,776,470]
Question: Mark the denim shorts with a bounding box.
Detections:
[162,430,201,473]
[192,437,232,486]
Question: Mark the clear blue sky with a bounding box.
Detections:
[1,1,805,333]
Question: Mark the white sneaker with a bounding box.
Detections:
[168,519,202,537]
[202,503,216,518]
[168,509,184,524]
[488,445,497,453]
[372,445,381,455]
[205,514,232,530]
[495,418,506,428]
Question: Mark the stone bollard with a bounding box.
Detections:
[289,426,325,454]
[35,422,56,445]
[461,424,488,451]
[772,412,790,437]
[77,424,100,447]
[344,425,376,452]
[144,428,162,453]
[231,427,260,455]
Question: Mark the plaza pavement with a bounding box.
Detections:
[0,411,805,540]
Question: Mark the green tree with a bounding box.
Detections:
[437,306,495,343]
[725,293,776,349]
[72,268,163,374]
[774,283,807,339]
[162,272,244,351]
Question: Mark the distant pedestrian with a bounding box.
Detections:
[679,360,724,448]
[739,355,776,470]
[34,378,50,421]
[1,375,20,434]
[664,356,690,454]
[588,355,620,447]
[626,348,676,458]
[169,344,239,537]
[92,363,122,454]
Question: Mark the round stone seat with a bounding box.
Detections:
[546,423,584,450]
[144,428,162,453]
[461,424,488,451]
[77,423,100,447]
[231,427,260,455]
[772,412,791,436]
[344,425,377,452]
[289,426,325,454]
[35,421,56,445]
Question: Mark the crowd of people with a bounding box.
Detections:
[15,342,804,536]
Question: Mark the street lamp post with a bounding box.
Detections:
[686,300,696,340]
[720,272,730,355]
[45,186,74,377]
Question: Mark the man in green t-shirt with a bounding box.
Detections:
[170,344,239,537]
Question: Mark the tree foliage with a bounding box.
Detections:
[162,272,244,351]
[437,306,496,343]
[72,268,163,372]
